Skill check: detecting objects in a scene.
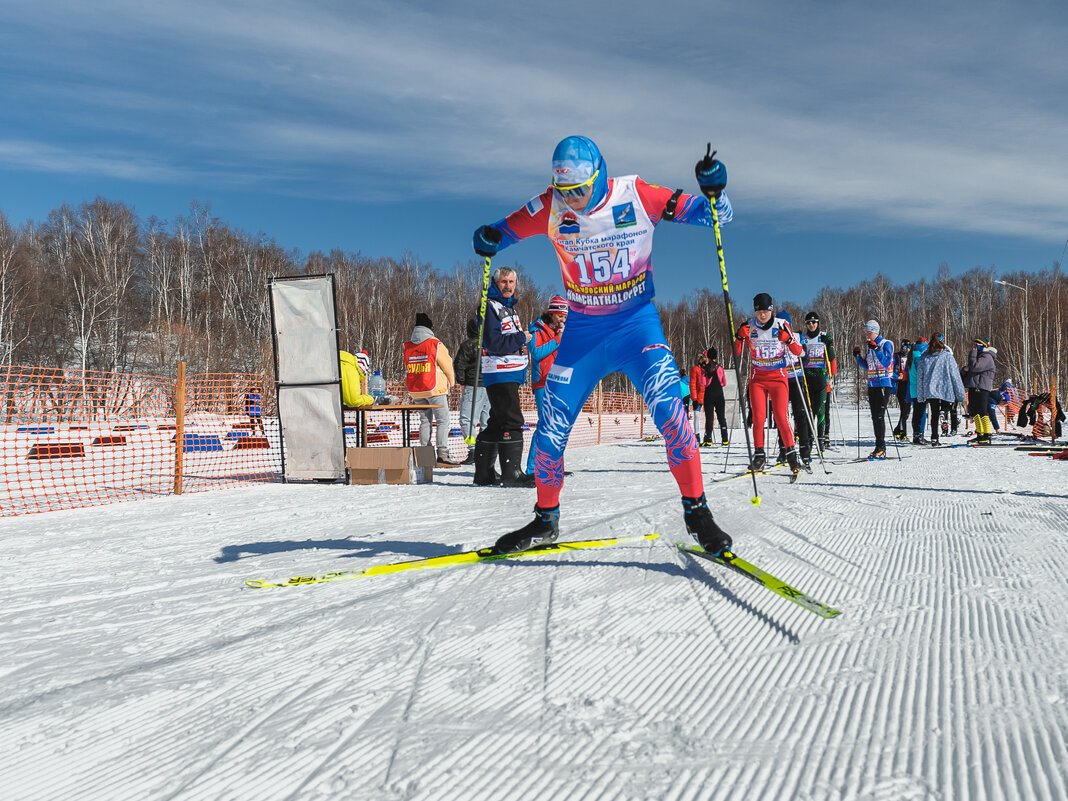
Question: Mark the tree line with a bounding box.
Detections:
[1,199,1063,398]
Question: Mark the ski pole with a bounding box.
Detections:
[464,256,493,446]
[792,368,830,474]
[721,348,747,472]
[856,356,863,459]
[709,155,760,506]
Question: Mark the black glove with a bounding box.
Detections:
[473,225,503,257]
[694,143,727,199]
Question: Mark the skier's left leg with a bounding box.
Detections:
[617,306,730,554]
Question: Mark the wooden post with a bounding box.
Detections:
[1051,377,1058,445]
[638,390,644,439]
[597,381,603,444]
[174,361,186,495]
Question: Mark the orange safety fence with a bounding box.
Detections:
[1,367,658,517]
[0,365,278,518]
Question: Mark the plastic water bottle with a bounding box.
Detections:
[369,371,386,400]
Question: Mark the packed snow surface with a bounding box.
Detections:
[2,424,1067,800]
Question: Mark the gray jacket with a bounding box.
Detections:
[963,346,995,391]
[916,349,966,404]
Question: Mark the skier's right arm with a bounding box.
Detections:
[473,190,554,255]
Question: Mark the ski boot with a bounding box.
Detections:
[913,435,930,445]
[701,435,712,447]
[775,448,787,466]
[682,494,732,555]
[930,437,942,447]
[748,448,766,473]
[720,428,729,446]
[868,446,887,459]
[494,505,560,554]
[786,447,803,476]
[819,436,830,452]
[461,449,477,465]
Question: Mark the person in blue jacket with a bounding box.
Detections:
[473,266,533,487]
[852,319,895,459]
[907,337,930,443]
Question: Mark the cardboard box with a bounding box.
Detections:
[346,446,435,485]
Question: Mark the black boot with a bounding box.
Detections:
[473,440,498,486]
[461,449,476,465]
[494,505,560,554]
[682,494,732,555]
[786,447,802,474]
[498,438,534,487]
[720,428,729,445]
[748,448,766,473]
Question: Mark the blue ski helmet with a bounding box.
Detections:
[551,136,608,208]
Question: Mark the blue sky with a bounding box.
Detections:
[2,0,1066,308]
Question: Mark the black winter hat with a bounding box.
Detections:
[415,312,433,329]
[705,346,718,361]
[805,311,819,323]
[753,292,774,311]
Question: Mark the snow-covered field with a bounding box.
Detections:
[2,419,1067,801]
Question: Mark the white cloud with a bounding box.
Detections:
[4,0,1067,241]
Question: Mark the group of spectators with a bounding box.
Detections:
[861,327,1002,449]
[342,266,567,484]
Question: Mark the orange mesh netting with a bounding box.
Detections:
[0,366,278,517]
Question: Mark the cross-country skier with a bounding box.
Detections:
[852,319,894,459]
[800,311,835,452]
[471,136,734,555]
[734,293,804,475]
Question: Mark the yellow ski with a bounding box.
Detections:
[246,533,660,588]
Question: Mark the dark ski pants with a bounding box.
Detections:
[778,375,811,454]
[895,386,912,434]
[703,392,727,442]
[479,382,525,444]
[927,399,953,440]
[911,398,926,438]
[868,386,891,449]
[804,373,828,441]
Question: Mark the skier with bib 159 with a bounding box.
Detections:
[472,136,733,556]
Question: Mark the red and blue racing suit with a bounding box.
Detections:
[487,176,732,508]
